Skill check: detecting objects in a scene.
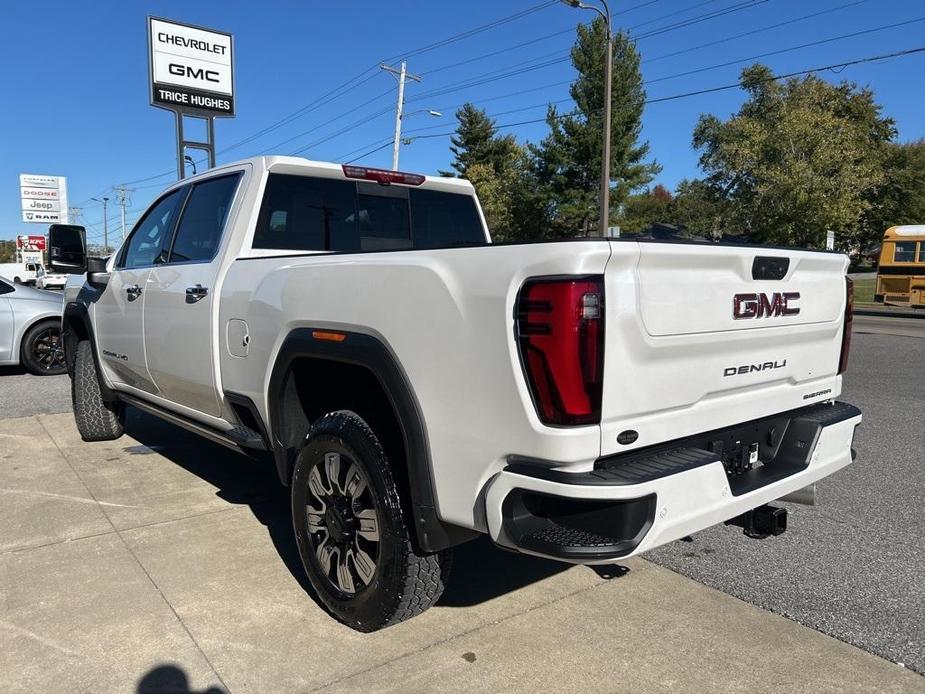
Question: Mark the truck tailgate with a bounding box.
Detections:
[599,241,849,458]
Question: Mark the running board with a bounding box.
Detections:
[118,394,267,455]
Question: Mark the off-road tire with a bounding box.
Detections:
[72,340,124,441]
[291,410,452,632]
[20,320,67,376]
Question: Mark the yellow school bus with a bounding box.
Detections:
[876,225,925,307]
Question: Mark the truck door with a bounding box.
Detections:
[94,187,187,393]
[143,172,243,417]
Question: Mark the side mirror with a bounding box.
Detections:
[48,224,87,274]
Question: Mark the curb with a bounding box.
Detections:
[855,307,925,320]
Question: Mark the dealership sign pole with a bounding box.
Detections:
[148,17,235,179]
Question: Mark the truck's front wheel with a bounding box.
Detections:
[291,411,452,631]
[72,340,124,441]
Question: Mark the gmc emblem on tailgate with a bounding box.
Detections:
[733,292,800,319]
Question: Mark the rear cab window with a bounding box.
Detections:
[252,173,485,253]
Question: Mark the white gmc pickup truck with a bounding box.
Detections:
[50,156,860,631]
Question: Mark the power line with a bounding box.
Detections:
[232,13,924,163]
[259,89,395,156]
[406,0,772,105]
[401,46,925,143]
[345,140,395,164]
[643,0,873,65]
[381,1,560,64]
[644,15,925,86]
[422,0,662,76]
[415,12,922,121]
[633,0,769,40]
[627,0,723,31]
[334,138,394,162]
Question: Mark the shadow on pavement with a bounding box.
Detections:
[122,407,623,609]
[137,664,225,694]
[0,365,28,376]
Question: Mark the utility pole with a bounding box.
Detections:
[68,207,81,225]
[380,61,422,170]
[114,186,133,241]
[93,196,110,253]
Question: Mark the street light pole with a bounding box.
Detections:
[562,0,612,236]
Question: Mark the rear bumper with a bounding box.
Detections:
[484,402,861,564]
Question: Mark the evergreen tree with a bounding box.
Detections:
[533,20,659,235]
[444,104,518,178]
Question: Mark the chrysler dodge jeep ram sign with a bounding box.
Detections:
[148,17,235,117]
[20,173,68,224]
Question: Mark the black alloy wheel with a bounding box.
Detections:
[305,449,381,595]
[291,411,452,631]
[22,323,67,375]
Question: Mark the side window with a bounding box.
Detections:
[919,242,925,263]
[410,188,485,249]
[0,279,13,295]
[169,174,241,263]
[356,193,411,251]
[119,188,185,269]
[254,174,357,251]
[894,241,917,263]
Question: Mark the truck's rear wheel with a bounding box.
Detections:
[291,410,452,632]
[72,340,124,441]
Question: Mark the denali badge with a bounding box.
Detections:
[723,360,787,377]
[733,292,800,319]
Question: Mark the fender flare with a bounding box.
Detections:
[267,328,476,553]
[62,299,118,405]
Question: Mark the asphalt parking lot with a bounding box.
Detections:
[649,318,925,674]
[0,315,922,692]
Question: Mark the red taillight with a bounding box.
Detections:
[516,276,605,426]
[341,164,425,186]
[838,276,853,374]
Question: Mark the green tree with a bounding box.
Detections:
[444,103,543,240]
[861,139,925,246]
[670,179,731,239]
[618,184,672,233]
[533,20,659,236]
[0,240,15,264]
[443,103,519,178]
[693,64,895,248]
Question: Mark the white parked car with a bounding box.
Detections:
[51,157,861,631]
[34,266,67,290]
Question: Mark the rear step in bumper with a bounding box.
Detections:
[485,402,861,564]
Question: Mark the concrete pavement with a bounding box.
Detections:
[1,410,922,693]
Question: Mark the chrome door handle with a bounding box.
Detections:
[185,284,209,302]
[125,284,142,298]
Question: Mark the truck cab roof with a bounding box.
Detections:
[166,156,475,197]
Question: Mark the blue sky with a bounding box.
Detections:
[2,0,924,245]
